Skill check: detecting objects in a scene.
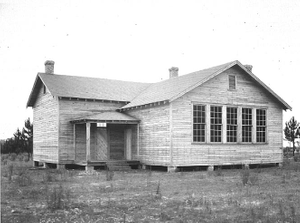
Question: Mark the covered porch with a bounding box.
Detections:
[70,111,140,168]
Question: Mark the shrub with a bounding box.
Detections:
[15,171,32,187]
[240,168,250,186]
[7,164,14,181]
[106,169,114,181]
[9,153,17,161]
[43,170,56,183]
[215,167,224,177]
[45,184,71,211]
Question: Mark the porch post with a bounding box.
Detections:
[73,124,76,160]
[137,124,140,157]
[86,123,91,162]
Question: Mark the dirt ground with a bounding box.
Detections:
[1,158,300,222]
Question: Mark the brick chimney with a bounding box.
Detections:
[244,64,253,72]
[169,67,179,78]
[45,60,55,74]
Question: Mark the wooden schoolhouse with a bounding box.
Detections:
[27,60,291,171]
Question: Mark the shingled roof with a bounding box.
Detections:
[27,74,151,107]
[27,60,292,110]
[121,60,291,110]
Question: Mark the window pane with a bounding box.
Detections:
[210,106,222,142]
[256,109,266,142]
[227,107,237,142]
[229,75,236,90]
[193,105,206,142]
[242,108,252,142]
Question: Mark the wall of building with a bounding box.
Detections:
[171,65,283,166]
[33,84,59,163]
[125,104,170,165]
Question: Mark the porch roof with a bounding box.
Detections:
[70,111,139,124]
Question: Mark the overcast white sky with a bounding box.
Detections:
[0,0,299,140]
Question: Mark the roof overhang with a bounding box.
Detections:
[70,111,140,124]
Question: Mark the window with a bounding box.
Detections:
[229,75,236,90]
[210,106,222,142]
[256,109,266,142]
[227,107,237,142]
[43,85,47,94]
[193,105,206,142]
[242,108,252,142]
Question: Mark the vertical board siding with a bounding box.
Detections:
[33,85,59,162]
[125,104,170,165]
[95,127,108,160]
[171,66,283,166]
[58,99,124,162]
[75,124,86,161]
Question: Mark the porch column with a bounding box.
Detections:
[137,124,140,157]
[73,124,76,160]
[86,123,91,162]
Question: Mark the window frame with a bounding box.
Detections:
[210,105,222,143]
[192,104,206,143]
[256,109,267,143]
[228,75,237,90]
[226,107,238,143]
[242,108,252,143]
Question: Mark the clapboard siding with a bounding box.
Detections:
[125,104,170,165]
[33,85,59,162]
[58,99,124,162]
[171,66,283,166]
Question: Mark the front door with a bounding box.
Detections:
[109,126,125,160]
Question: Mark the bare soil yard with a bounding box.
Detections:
[1,156,300,222]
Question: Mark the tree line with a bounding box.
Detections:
[0,118,33,157]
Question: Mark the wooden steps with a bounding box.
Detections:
[106,160,132,171]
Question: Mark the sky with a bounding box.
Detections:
[0,0,299,140]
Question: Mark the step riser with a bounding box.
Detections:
[106,161,132,171]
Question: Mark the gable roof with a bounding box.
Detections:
[27,60,292,111]
[26,73,151,107]
[122,60,292,110]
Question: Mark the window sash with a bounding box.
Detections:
[210,106,222,142]
[229,75,236,90]
[193,105,206,142]
[256,109,266,142]
[226,107,237,142]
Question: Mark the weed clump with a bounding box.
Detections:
[45,184,71,211]
[106,169,114,181]
[15,170,32,187]
[240,168,259,186]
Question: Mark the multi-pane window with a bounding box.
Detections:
[229,75,236,90]
[256,109,266,142]
[210,106,222,142]
[242,108,252,142]
[227,107,237,142]
[193,105,206,142]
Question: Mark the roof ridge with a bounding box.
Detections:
[38,72,150,84]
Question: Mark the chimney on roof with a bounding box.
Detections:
[45,60,55,74]
[169,67,179,79]
[244,64,253,72]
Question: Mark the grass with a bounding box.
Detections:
[1,156,300,222]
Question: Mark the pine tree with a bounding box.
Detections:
[284,116,300,156]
